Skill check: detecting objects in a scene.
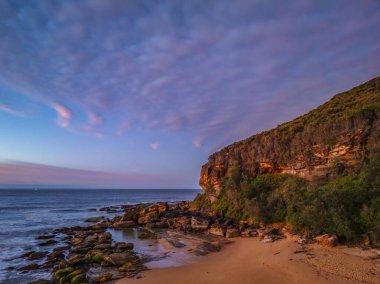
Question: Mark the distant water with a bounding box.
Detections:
[0,189,201,284]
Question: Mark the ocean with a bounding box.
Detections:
[0,188,201,284]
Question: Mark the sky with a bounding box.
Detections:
[0,0,379,189]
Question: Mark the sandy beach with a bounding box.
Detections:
[117,238,380,284]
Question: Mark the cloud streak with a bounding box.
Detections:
[0,103,25,117]
[0,0,379,148]
[0,161,189,189]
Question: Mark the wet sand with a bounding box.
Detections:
[117,237,380,284]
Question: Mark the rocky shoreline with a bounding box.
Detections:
[8,201,375,284]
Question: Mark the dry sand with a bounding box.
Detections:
[117,238,380,284]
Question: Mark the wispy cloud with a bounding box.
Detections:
[117,120,132,136]
[0,103,25,117]
[150,143,160,150]
[0,160,189,188]
[0,0,379,148]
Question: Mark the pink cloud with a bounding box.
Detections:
[51,103,72,128]
[150,143,160,150]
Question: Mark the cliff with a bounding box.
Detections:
[200,77,380,194]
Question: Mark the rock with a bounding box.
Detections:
[226,227,240,238]
[209,224,226,237]
[91,220,113,229]
[70,273,85,284]
[138,228,157,239]
[241,229,258,237]
[314,234,338,247]
[118,262,133,272]
[116,242,134,250]
[85,216,104,223]
[361,234,372,246]
[166,238,186,248]
[87,267,122,282]
[293,248,308,254]
[262,235,274,243]
[168,216,190,229]
[194,241,221,256]
[197,242,221,253]
[264,227,280,235]
[20,251,35,258]
[67,269,83,278]
[27,280,53,284]
[28,251,48,260]
[91,253,104,263]
[85,234,98,243]
[139,203,168,216]
[194,249,208,256]
[53,267,75,281]
[113,220,136,229]
[297,238,308,245]
[67,254,85,266]
[121,208,139,222]
[137,205,160,225]
[18,263,40,271]
[98,232,112,242]
[191,216,210,231]
[53,246,71,252]
[94,243,111,250]
[103,253,134,266]
[35,234,56,240]
[38,239,58,246]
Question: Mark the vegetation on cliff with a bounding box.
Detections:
[195,150,380,243]
[196,77,380,244]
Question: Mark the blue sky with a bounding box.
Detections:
[0,0,379,188]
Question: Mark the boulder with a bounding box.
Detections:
[103,253,134,266]
[194,241,221,256]
[241,229,258,237]
[28,251,48,260]
[191,216,210,231]
[84,216,105,223]
[98,232,112,242]
[264,227,280,235]
[87,267,122,283]
[138,228,157,239]
[209,224,226,237]
[94,243,111,250]
[169,216,190,229]
[314,234,338,247]
[35,234,56,240]
[67,254,85,266]
[38,239,58,246]
[115,242,134,250]
[226,227,240,238]
[18,263,40,271]
[113,220,136,229]
[262,235,274,243]
[166,238,186,248]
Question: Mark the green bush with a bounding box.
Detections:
[209,150,380,243]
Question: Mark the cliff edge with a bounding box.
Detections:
[200,77,380,192]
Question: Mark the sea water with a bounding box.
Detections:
[0,188,201,284]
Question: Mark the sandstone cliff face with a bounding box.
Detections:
[200,77,380,191]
